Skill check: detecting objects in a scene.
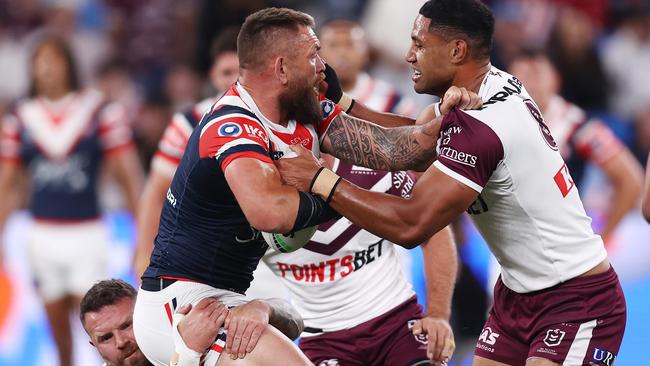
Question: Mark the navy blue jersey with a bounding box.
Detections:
[144,83,342,293]
[0,90,133,221]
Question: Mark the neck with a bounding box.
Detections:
[40,86,70,101]
[452,59,492,94]
[238,73,288,126]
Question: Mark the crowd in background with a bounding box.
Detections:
[0,0,649,365]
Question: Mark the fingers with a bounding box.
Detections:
[459,87,471,109]
[176,303,192,316]
[231,322,249,359]
[428,327,439,361]
[225,316,237,356]
[441,336,455,363]
[440,88,461,115]
[411,319,424,335]
[246,325,264,354]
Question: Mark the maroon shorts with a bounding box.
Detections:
[475,266,626,365]
[299,296,430,366]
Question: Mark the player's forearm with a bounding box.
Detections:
[0,164,20,236]
[327,180,441,247]
[111,149,144,214]
[134,173,168,277]
[643,153,650,223]
[421,227,457,320]
[348,101,416,128]
[601,152,643,239]
[263,298,304,340]
[323,113,437,172]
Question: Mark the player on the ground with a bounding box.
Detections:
[0,35,143,366]
[81,279,226,366]
[509,50,643,243]
[134,26,240,278]
[276,1,626,365]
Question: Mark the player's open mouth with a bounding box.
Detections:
[412,69,422,82]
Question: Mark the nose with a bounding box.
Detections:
[115,330,130,349]
[405,46,416,64]
[316,54,326,73]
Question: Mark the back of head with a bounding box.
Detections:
[80,279,137,327]
[419,0,495,60]
[237,7,315,71]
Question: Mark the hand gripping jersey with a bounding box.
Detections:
[542,95,623,185]
[0,89,132,220]
[143,83,342,294]
[263,160,416,334]
[151,97,215,177]
[432,67,607,293]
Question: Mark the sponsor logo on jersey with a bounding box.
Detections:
[166,188,177,208]
[441,126,463,144]
[243,123,269,144]
[218,122,242,137]
[542,329,566,347]
[553,163,574,197]
[31,154,90,193]
[317,359,340,366]
[592,348,616,366]
[321,100,335,119]
[392,170,415,198]
[467,194,488,215]
[350,165,377,175]
[438,146,478,167]
[275,241,383,282]
[481,76,523,107]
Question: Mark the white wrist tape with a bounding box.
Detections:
[170,313,202,366]
[432,102,442,118]
[338,93,354,113]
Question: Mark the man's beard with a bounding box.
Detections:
[279,79,322,125]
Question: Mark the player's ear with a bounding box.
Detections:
[274,57,289,85]
[449,39,468,64]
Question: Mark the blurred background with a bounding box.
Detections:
[0,0,649,365]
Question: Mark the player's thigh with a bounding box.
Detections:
[472,356,513,366]
[217,325,311,366]
[525,358,560,366]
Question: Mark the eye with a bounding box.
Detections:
[98,333,113,343]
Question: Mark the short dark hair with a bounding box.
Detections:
[29,34,80,97]
[419,0,495,59]
[80,279,137,327]
[238,7,315,70]
[210,26,239,62]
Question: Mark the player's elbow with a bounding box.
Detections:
[394,225,430,249]
[248,210,293,233]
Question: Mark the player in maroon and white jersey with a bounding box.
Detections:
[0,35,143,366]
[277,1,626,365]
[509,51,643,243]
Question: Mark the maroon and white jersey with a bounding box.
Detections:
[543,95,622,167]
[151,97,215,177]
[348,72,417,116]
[263,160,416,334]
[433,67,606,293]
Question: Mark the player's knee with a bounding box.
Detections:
[525,358,561,366]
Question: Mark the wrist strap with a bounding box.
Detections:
[338,93,354,113]
[432,102,442,118]
[311,168,340,200]
[170,313,202,366]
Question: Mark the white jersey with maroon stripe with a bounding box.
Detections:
[263,160,416,335]
[151,97,216,177]
[432,67,606,293]
[348,72,417,116]
[543,95,622,167]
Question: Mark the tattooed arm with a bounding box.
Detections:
[321,112,441,172]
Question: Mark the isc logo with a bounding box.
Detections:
[478,327,500,345]
[243,124,269,144]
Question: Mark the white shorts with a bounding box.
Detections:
[26,219,108,302]
[133,280,250,366]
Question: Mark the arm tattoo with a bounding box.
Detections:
[326,113,437,171]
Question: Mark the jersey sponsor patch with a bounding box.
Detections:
[217,122,242,137]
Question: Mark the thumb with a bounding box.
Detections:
[176,303,192,315]
[412,320,424,335]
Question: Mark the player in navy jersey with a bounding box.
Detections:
[277,1,626,365]
[0,35,143,366]
[134,27,241,278]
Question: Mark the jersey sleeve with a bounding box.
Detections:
[0,113,22,164]
[316,97,344,143]
[571,118,622,166]
[98,102,134,155]
[151,111,196,178]
[432,109,504,193]
[198,114,272,172]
